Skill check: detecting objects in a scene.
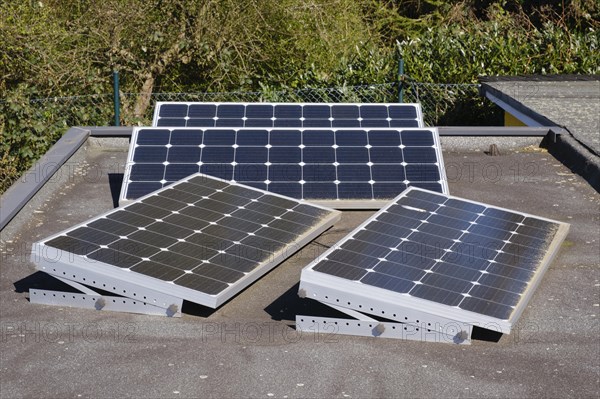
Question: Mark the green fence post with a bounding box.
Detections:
[398,58,404,103]
[113,70,120,126]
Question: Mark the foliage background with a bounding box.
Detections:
[1,0,598,192]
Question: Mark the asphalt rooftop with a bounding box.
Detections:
[1,136,599,398]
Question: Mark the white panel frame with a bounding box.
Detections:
[119,127,448,209]
[152,102,425,128]
[32,173,341,309]
[299,186,570,334]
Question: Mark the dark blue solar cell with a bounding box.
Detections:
[169,130,202,145]
[360,272,414,293]
[234,164,267,181]
[274,105,302,118]
[303,105,330,119]
[335,130,368,146]
[409,182,443,192]
[129,164,166,181]
[482,208,524,224]
[216,119,244,127]
[403,147,437,163]
[371,165,405,181]
[245,119,273,127]
[332,119,361,128]
[157,118,187,127]
[159,104,188,117]
[405,164,440,181]
[167,147,201,163]
[203,129,236,145]
[410,285,464,307]
[269,147,301,163]
[269,130,301,146]
[335,147,369,163]
[390,120,419,128]
[374,261,427,281]
[200,164,233,180]
[303,183,337,199]
[360,105,388,119]
[201,147,234,163]
[459,297,513,320]
[369,147,403,163]
[401,130,435,146]
[302,119,331,128]
[404,189,447,204]
[165,164,199,181]
[302,130,334,146]
[126,182,164,199]
[444,198,485,213]
[372,183,407,199]
[274,119,302,128]
[246,104,274,118]
[303,147,335,163]
[361,120,390,128]
[235,129,269,146]
[269,164,301,181]
[338,183,372,199]
[188,104,216,118]
[133,146,168,162]
[217,104,244,118]
[332,105,359,119]
[388,105,417,119]
[187,119,215,127]
[235,147,268,163]
[269,183,302,198]
[337,165,371,181]
[367,130,401,146]
[137,129,170,145]
[303,164,336,181]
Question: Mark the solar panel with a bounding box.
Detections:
[32,173,341,309]
[152,102,424,128]
[120,127,448,209]
[299,187,569,333]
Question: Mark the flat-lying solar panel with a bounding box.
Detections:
[153,102,424,128]
[119,127,448,208]
[32,174,340,308]
[299,187,569,333]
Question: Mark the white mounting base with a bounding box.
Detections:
[30,289,182,317]
[296,302,471,344]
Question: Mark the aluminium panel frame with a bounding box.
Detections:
[33,173,341,309]
[299,186,570,335]
[119,127,448,209]
[152,102,425,128]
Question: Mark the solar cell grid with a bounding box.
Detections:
[34,174,340,308]
[153,102,424,128]
[300,187,569,329]
[120,127,448,208]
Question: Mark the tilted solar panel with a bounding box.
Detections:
[32,174,340,308]
[152,102,424,128]
[299,187,569,333]
[119,127,448,209]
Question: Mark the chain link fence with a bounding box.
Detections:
[1,81,499,192]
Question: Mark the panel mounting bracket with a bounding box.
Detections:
[31,261,184,317]
[296,301,471,344]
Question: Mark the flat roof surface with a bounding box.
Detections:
[480,75,600,155]
[1,137,599,398]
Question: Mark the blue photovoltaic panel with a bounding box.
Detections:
[299,187,569,326]
[153,102,424,128]
[34,173,340,308]
[120,127,448,208]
